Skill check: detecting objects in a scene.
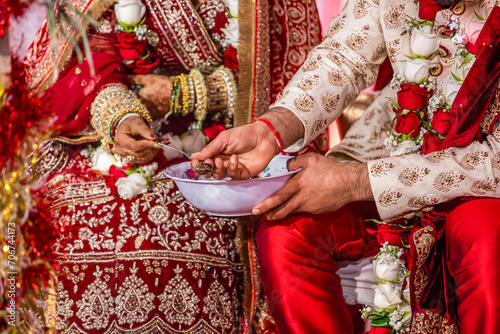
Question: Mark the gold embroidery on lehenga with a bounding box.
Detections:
[411,310,442,334]
[203,280,233,330]
[159,265,201,326]
[414,226,435,268]
[115,263,155,326]
[76,266,114,330]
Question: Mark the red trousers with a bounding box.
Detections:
[256,199,500,334]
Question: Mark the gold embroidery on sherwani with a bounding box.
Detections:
[407,196,438,209]
[371,43,386,62]
[346,29,368,51]
[470,178,500,195]
[425,150,453,163]
[325,15,346,37]
[386,39,401,63]
[343,92,358,108]
[353,0,370,19]
[433,172,466,192]
[411,310,442,334]
[398,167,431,187]
[301,56,323,72]
[459,151,489,170]
[492,152,500,171]
[327,70,348,87]
[383,4,405,30]
[298,74,320,91]
[321,93,341,113]
[293,93,315,112]
[310,119,328,136]
[378,190,403,207]
[326,52,343,67]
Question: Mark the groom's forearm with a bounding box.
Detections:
[262,106,305,150]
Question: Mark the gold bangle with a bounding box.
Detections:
[213,66,236,127]
[189,69,208,122]
[90,84,152,149]
[179,73,190,116]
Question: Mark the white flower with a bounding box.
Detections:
[91,147,116,175]
[410,26,440,57]
[390,139,421,157]
[221,18,239,48]
[374,282,403,310]
[115,173,148,199]
[374,257,402,281]
[398,58,434,84]
[402,283,411,303]
[114,0,146,26]
[224,0,238,17]
[161,133,184,161]
[181,129,207,156]
[455,56,476,81]
[442,74,463,106]
[399,302,412,325]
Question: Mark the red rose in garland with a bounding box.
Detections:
[394,108,422,136]
[418,0,448,21]
[131,53,160,74]
[223,45,239,71]
[113,31,147,60]
[422,132,443,154]
[397,84,433,110]
[431,108,452,135]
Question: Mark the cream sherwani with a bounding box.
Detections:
[274,0,500,221]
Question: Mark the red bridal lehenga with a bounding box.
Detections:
[21,0,322,332]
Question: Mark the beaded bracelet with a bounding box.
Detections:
[252,117,283,154]
[215,66,236,128]
[178,73,191,116]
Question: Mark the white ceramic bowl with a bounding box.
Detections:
[164,155,299,216]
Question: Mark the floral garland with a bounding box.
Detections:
[384,0,495,157]
[370,0,496,332]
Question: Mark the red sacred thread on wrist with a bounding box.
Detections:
[252,117,283,154]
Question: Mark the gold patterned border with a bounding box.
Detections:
[55,249,244,268]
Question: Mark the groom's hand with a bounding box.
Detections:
[252,153,374,220]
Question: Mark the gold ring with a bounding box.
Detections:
[126,155,135,161]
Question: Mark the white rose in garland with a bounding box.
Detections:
[410,25,440,57]
[115,172,148,199]
[373,282,403,310]
[374,257,402,281]
[398,58,434,83]
[115,0,146,26]
[91,147,117,175]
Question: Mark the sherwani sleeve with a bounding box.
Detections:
[273,0,387,148]
[367,129,500,221]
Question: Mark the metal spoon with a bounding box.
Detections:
[156,140,214,175]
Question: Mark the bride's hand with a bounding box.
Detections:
[129,74,171,120]
[113,115,160,163]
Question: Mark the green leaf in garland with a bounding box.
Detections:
[371,315,391,327]
[450,71,463,82]
[416,76,427,85]
[474,10,486,21]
